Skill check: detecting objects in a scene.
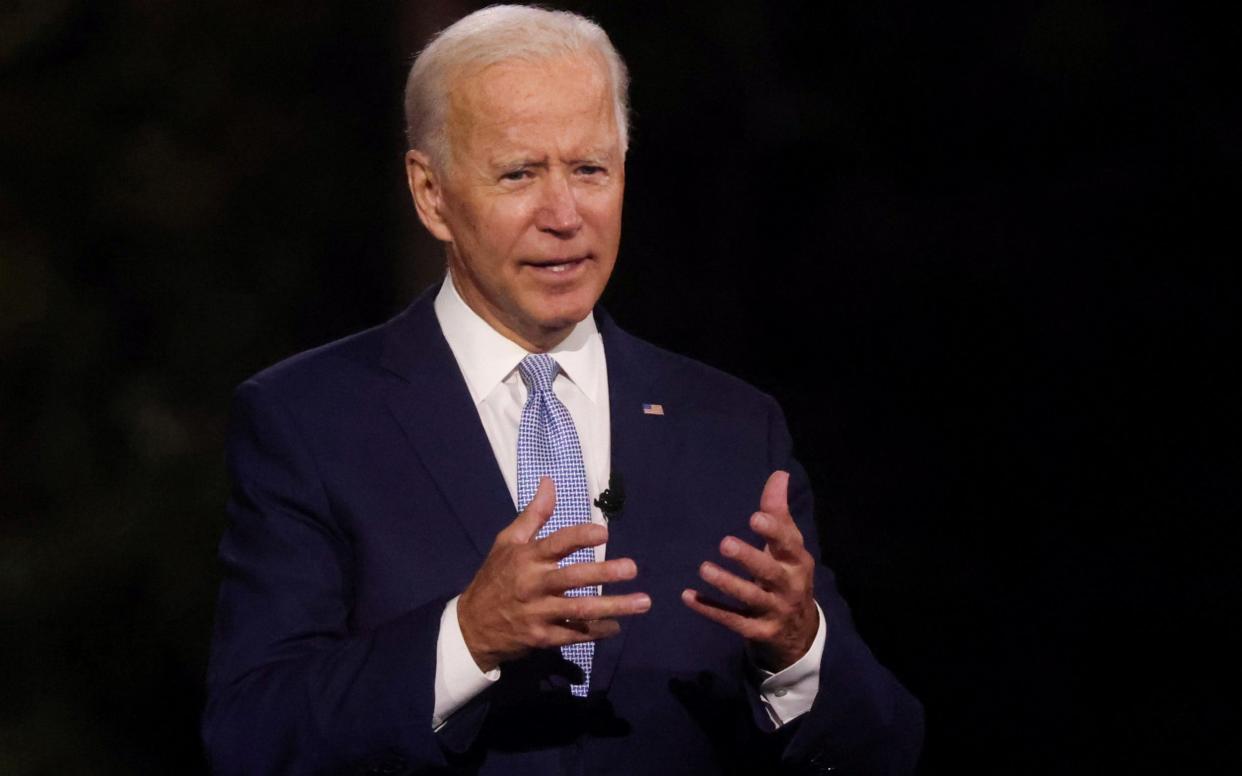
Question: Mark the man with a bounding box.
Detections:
[203,6,922,775]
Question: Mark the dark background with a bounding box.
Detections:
[1,1,1234,773]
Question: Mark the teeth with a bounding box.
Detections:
[535,259,581,272]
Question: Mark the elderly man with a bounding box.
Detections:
[204,6,922,775]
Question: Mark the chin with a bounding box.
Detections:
[534,306,592,333]
[533,287,600,325]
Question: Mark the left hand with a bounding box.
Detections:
[681,470,819,672]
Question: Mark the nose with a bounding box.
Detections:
[534,171,583,237]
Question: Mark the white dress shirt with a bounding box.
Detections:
[429,272,826,729]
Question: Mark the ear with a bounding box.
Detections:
[405,149,454,243]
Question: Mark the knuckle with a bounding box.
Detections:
[514,574,540,603]
[765,598,784,623]
[771,598,792,620]
[568,598,592,621]
[746,584,768,607]
[565,565,588,588]
[539,536,561,557]
[759,558,781,579]
[741,620,767,641]
[512,578,529,602]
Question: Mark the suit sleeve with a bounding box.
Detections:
[763,398,925,775]
[202,379,457,775]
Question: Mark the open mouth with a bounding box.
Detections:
[525,255,589,273]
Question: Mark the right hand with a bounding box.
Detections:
[457,477,651,672]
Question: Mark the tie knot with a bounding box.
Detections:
[517,353,559,393]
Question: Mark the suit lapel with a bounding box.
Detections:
[590,309,683,693]
[378,285,516,558]
[376,293,677,694]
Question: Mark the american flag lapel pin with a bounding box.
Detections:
[642,403,665,416]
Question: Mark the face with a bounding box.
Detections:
[406,54,625,351]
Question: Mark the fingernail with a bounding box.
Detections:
[700,562,719,581]
[635,594,652,611]
[721,537,738,556]
[752,513,771,531]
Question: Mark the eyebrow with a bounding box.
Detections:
[489,151,615,170]
[491,157,547,171]
[568,153,613,166]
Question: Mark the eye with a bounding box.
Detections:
[500,169,532,182]
[576,165,606,176]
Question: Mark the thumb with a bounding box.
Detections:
[511,476,557,543]
[758,470,790,518]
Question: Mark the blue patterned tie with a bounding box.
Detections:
[516,353,595,697]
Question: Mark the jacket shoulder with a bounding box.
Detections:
[609,324,779,418]
[237,287,440,403]
[239,322,389,402]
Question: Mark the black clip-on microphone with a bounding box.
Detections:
[593,472,625,521]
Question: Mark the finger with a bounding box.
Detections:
[543,558,637,594]
[509,477,557,543]
[546,592,651,622]
[535,521,608,561]
[719,536,784,589]
[680,588,767,641]
[755,471,807,560]
[749,509,806,562]
[547,618,623,645]
[758,470,790,519]
[699,561,778,611]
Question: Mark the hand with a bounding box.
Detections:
[681,470,819,672]
[457,477,652,672]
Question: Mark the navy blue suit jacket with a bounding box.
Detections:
[203,285,923,775]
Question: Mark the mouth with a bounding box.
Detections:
[523,255,591,274]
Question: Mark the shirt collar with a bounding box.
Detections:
[433,271,605,406]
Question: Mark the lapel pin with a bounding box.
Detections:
[642,403,665,416]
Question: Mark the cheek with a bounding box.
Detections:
[581,192,624,235]
[451,205,524,267]
[478,201,536,255]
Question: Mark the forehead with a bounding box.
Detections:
[446,54,619,163]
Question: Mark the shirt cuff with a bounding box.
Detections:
[432,595,501,730]
[752,601,827,727]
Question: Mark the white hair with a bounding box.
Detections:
[404,4,630,168]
